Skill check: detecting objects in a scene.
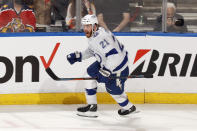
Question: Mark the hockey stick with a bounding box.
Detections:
[45,67,153,81]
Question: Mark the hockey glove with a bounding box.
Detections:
[67,51,82,64]
[97,68,111,83]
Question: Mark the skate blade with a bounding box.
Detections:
[77,112,98,118]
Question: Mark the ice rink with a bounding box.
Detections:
[0,104,197,131]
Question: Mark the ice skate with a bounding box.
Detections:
[77,104,98,118]
[118,105,137,116]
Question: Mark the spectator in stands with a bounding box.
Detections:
[34,0,70,32]
[95,0,131,32]
[34,0,52,26]
[65,0,96,30]
[0,0,36,32]
[168,0,177,6]
[154,2,187,33]
[51,0,70,23]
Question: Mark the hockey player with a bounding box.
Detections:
[0,0,36,32]
[67,14,136,117]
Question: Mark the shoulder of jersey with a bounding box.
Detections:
[94,27,111,37]
[98,27,110,33]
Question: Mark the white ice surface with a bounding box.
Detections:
[0,104,197,131]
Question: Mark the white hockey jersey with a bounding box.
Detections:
[82,27,128,73]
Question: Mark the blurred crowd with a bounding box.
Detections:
[0,0,190,33]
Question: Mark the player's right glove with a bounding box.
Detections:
[67,51,82,64]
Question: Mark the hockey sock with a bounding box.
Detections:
[111,92,133,110]
[85,87,97,104]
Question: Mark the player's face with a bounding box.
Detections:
[83,24,92,38]
[167,7,175,26]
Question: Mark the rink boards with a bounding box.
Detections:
[0,32,197,104]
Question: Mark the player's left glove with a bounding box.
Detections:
[67,51,82,64]
[97,68,111,83]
